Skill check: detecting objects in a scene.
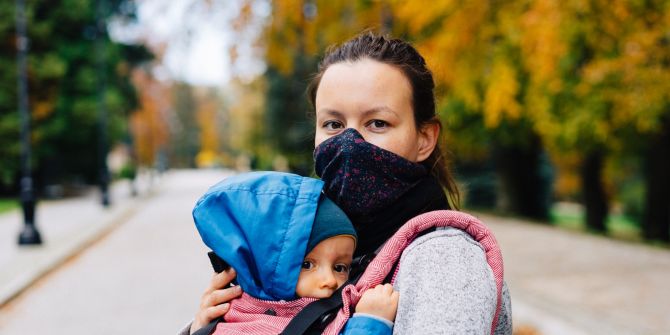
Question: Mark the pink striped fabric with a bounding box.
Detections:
[322,210,504,335]
[212,293,318,334]
[213,210,504,335]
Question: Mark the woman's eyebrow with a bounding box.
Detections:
[362,106,399,118]
[317,106,399,119]
[316,108,343,118]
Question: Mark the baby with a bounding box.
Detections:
[193,172,398,334]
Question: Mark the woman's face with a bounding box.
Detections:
[314,58,437,163]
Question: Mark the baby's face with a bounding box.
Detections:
[295,235,355,298]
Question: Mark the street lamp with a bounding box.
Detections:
[97,0,110,207]
[16,0,42,245]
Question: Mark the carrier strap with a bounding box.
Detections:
[280,226,439,335]
[191,316,222,335]
[279,283,347,335]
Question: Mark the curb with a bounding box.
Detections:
[0,189,154,308]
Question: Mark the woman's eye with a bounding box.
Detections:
[301,261,314,270]
[323,120,344,131]
[367,120,388,129]
[333,264,350,273]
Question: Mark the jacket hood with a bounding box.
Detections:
[193,171,324,301]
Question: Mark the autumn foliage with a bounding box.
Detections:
[233,0,670,241]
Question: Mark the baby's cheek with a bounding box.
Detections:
[336,274,349,287]
[295,274,309,296]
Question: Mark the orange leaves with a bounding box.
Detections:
[250,0,670,157]
[263,1,387,75]
[411,1,488,89]
[130,69,169,166]
[32,100,54,121]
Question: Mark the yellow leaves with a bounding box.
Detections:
[410,0,489,116]
[255,0,670,160]
[196,91,220,159]
[520,0,567,88]
[526,89,559,140]
[227,78,266,153]
[266,39,294,74]
[483,60,521,128]
[390,0,457,35]
[196,150,219,168]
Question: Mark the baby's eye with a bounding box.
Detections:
[301,261,314,270]
[323,120,344,131]
[333,264,350,273]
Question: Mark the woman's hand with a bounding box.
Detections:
[190,268,243,334]
[355,283,399,322]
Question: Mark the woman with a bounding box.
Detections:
[187,32,512,335]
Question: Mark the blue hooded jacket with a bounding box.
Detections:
[193,172,324,301]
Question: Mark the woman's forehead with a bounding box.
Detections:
[315,59,412,114]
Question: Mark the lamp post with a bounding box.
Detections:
[16,0,42,245]
[97,0,110,207]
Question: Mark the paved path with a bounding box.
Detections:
[0,172,160,307]
[0,170,231,335]
[0,169,668,335]
[481,213,670,335]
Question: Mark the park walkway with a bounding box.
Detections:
[482,213,670,335]
[0,172,159,307]
[0,169,668,334]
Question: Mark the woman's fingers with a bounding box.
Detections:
[190,304,230,334]
[204,303,230,320]
[205,268,236,295]
[191,269,242,334]
[203,285,243,308]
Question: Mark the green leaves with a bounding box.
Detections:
[0,0,147,188]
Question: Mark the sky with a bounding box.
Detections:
[110,0,269,87]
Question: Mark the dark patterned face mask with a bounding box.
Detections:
[313,128,427,217]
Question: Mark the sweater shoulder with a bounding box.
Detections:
[403,226,485,257]
[392,228,498,334]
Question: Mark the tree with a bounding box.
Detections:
[237,0,670,239]
[0,0,151,194]
[245,0,389,173]
[389,0,554,219]
[129,67,169,168]
[167,82,199,168]
[195,88,225,168]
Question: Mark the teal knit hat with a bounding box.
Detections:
[306,195,357,254]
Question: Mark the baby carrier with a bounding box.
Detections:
[196,210,504,335]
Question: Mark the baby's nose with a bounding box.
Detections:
[319,270,338,289]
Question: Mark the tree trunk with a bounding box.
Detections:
[494,135,552,221]
[643,120,670,242]
[580,150,608,233]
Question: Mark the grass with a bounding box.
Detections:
[0,199,19,215]
[550,206,643,242]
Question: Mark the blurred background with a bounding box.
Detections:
[0,1,669,334]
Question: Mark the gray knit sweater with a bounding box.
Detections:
[393,227,512,335]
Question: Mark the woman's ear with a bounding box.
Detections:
[417,121,440,162]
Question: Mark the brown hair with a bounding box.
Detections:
[308,32,460,208]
